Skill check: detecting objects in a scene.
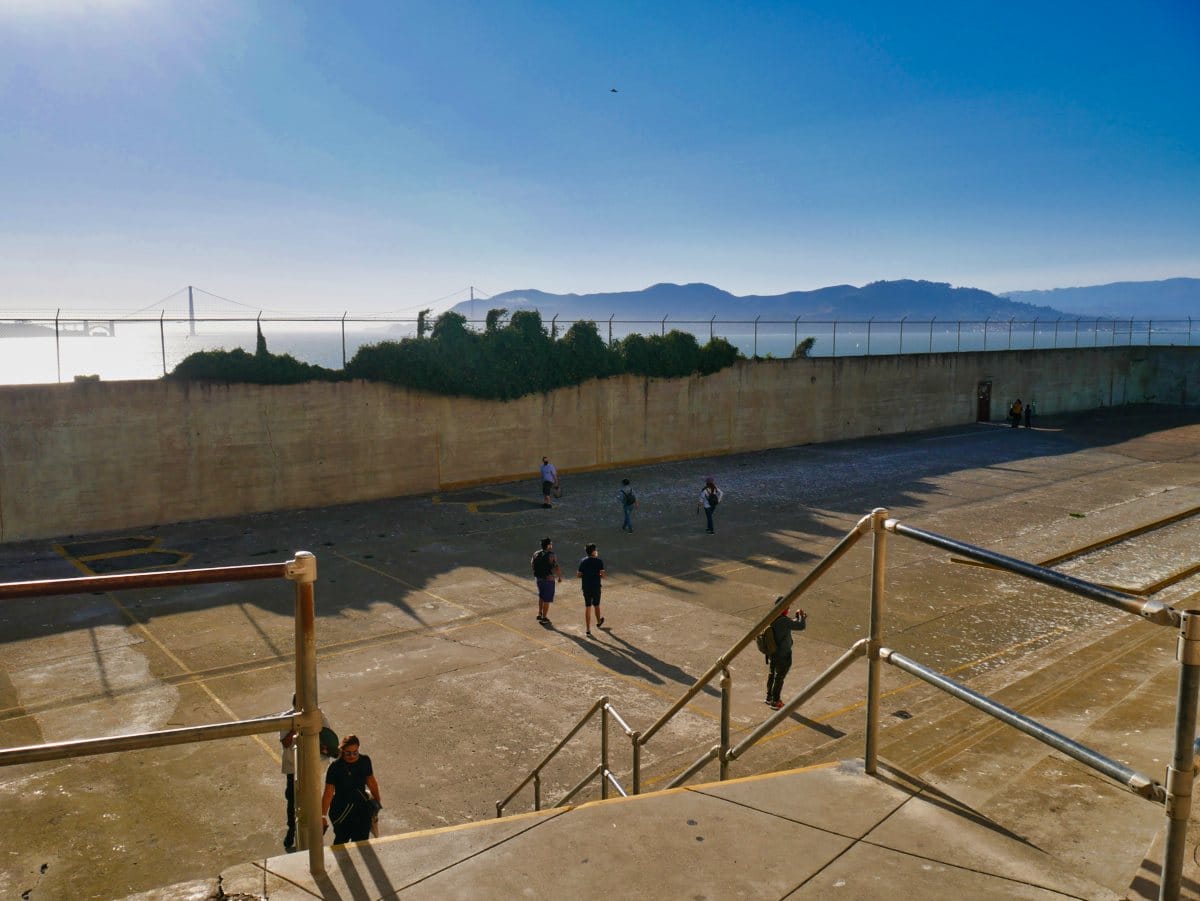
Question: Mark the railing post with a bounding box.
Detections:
[983,317,990,351]
[866,317,874,355]
[899,315,907,354]
[753,315,760,357]
[865,508,889,775]
[956,320,961,352]
[287,552,325,878]
[832,320,838,356]
[719,668,732,781]
[55,308,62,383]
[159,311,167,376]
[600,699,610,800]
[1160,610,1200,901]
[609,314,614,346]
[632,733,642,795]
[928,317,934,354]
[341,312,348,368]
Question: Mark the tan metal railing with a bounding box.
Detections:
[0,552,329,878]
[496,696,632,816]
[499,509,1196,900]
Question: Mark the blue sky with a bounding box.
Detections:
[2,0,1198,314]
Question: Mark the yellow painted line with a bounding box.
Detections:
[0,618,497,724]
[332,551,474,615]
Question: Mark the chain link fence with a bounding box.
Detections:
[1,313,1195,385]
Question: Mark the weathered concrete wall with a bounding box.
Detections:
[1,346,1196,542]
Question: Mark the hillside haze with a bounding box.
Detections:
[449,280,1067,323]
[448,278,1199,324]
[1001,278,1200,318]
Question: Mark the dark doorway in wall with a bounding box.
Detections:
[976,381,992,421]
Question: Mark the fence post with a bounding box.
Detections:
[794,315,800,353]
[867,317,874,355]
[1147,320,1152,346]
[833,320,838,356]
[709,315,716,343]
[928,318,934,354]
[609,314,614,346]
[899,316,907,354]
[160,311,167,376]
[983,317,990,351]
[1032,317,1038,350]
[287,551,325,878]
[864,508,889,775]
[341,312,347,368]
[753,316,760,358]
[55,308,62,383]
[631,732,642,795]
[600,698,610,800]
[1161,610,1200,901]
[957,320,962,352]
[1007,317,1014,350]
[1054,317,1061,349]
[719,668,731,780]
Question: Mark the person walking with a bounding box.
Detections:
[698,477,724,534]
[618,478,638,532]
[279,696,334,851]
[321,734,382,845]
[576,543,607,637]
[531,537,562,624]
[539,456,560,508]
[1024,400,1034,428]
[764,606,807,710]
[1009,399,1023,428]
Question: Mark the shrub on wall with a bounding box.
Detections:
[171,311,742,397]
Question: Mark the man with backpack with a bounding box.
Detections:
[618,478,638,532]
[757,602,807,710]
[531,537,562,624]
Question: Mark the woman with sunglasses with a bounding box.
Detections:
[321,734,382,844]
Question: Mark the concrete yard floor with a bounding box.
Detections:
[2,404,1200,898]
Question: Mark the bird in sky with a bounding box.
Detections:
[610,87,618,92]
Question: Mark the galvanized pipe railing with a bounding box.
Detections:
[0,553,327,878]
[636,512,873,756]
[884,519,1179,627]
[496,696,632,817]
[879,648,1162,800]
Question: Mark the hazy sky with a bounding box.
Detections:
[2,1,1198,315]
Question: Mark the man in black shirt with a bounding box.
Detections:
[576,543,607,637]
[765,606,807,710]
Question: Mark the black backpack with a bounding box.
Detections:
[623,487,636,505]
[531,549,554,579]
[706,488,720,508]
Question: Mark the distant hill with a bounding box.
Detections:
[1001,278,1200,319]
[449,280,1071,324]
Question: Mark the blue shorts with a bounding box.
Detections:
[537,579,556,603]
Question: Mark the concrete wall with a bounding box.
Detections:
[1,346,1196,542]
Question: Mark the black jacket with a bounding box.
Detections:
[770,613,806,658]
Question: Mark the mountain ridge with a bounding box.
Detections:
[448,278,1200,323]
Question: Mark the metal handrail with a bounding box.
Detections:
[879,648,1161,800]
[0,554,328,879]
[496,696,631,817]
[499,508,1196,899]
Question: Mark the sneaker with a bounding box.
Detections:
[769,700,784,710]
[597,617,605,628]
[542,503,552,509]
[537,614,545,622]
[542,618,552,626]
[586,630,593,637]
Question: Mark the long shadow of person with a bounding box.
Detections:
[585,628,723,700]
